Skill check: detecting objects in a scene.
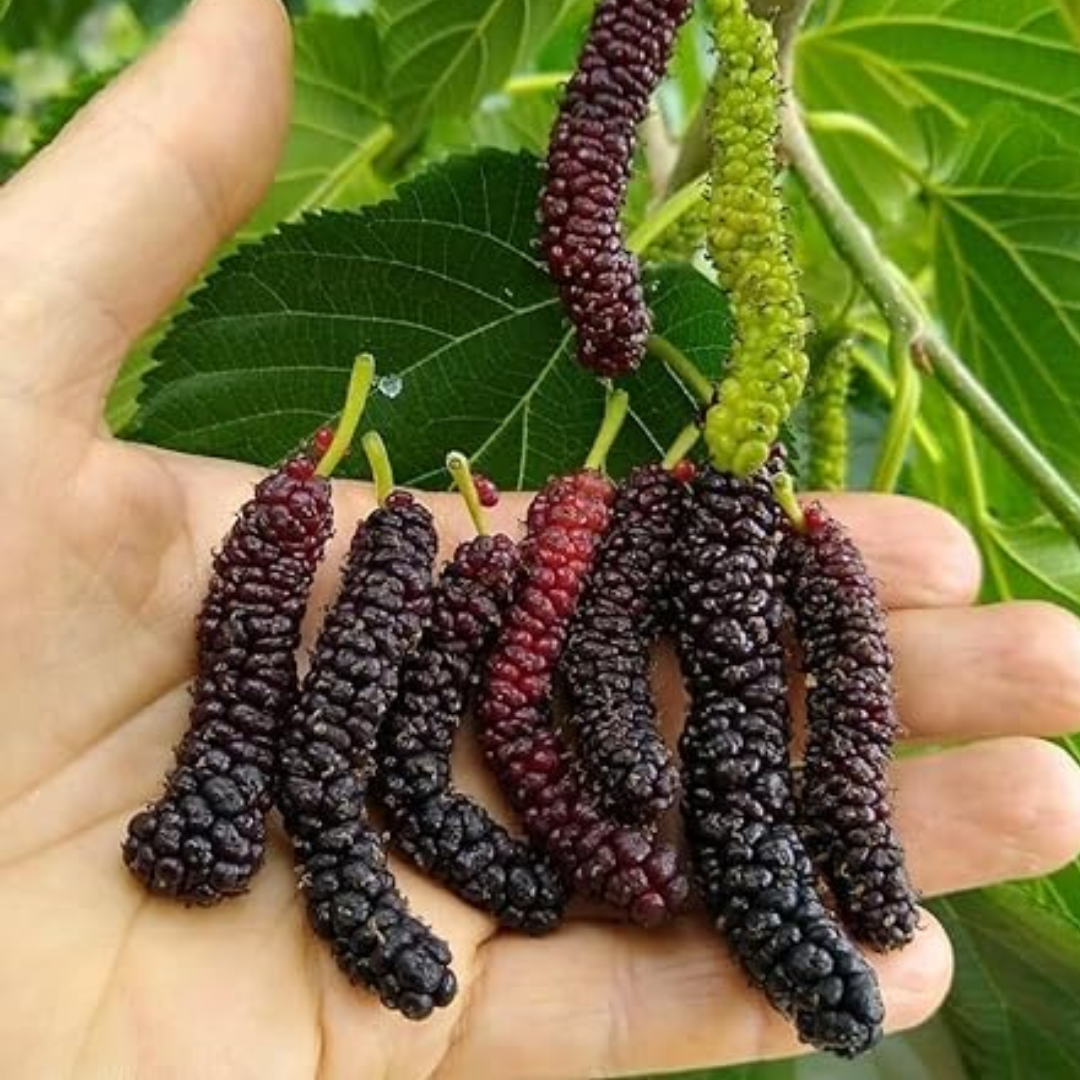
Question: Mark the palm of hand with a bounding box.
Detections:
[2,2,1080,1078]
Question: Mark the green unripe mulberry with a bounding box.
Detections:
[704,0,809,475]
[807,339,853,491]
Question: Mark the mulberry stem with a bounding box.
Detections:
[584,388,630,472]
[362,430,394,505]
[447,450,490,537]
[316,354,376,478]
[647,335,714,406]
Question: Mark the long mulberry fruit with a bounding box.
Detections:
[673,466,884,1056]
[807,339,853,492]
[702,0,810,476]
[540,0,693,377]
[779,503,919,951]
[277,435,455,1020]
[477,397,690,924]
[123,454,334,904]
[560,462,685,822]
[379,516,567,934]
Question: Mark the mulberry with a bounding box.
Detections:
[123,455,333,904]
[379,532,568,934]
[540,0,694,377]
[779,504,919,951]
[703,0,810,476]
[277,486,456,1019]
[478,469,690,925]
[807,340,853,492]
[673,466,884,1056]
[560,463,685,822]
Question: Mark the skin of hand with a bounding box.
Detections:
[2,1,1080,1077]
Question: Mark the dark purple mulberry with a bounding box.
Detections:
[779,504,919,952]
[560,464,684,822]
[123,457,333,904]
[378,534,568,934]
[477,471,690,926]
[673,467,884,1057]
[540,0,693,377]
[277,492,456,1020]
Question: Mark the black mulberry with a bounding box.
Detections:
[277,491,457,1020]
[540,0,693,377]
[560,463,684,822]
[478,470,690,925]
[779,503,919,951]
[378,532,568,934]
[673,466,884,1056]
[123,456,333,904]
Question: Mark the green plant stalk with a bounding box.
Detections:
[584,389,630,472]
[626,175,708,256]
[502,71,571,98]
[871,330,921,492]
[661,422,702,468]
[316,354,376,478]
[446,450,490,537]
[362,431,394,505]
[646,335,713,406]
[783,103,1080,545]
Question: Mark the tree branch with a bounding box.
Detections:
[782,101,1080,544]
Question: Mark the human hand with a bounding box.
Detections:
[2,1,1080,1077]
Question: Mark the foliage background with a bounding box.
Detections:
[4,0,1080,1075]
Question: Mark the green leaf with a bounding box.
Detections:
[932,104,1080,503]
[28,64,121,156]
[134,150,729,487]
[241,13,392,239]
[934,888,1080,1080]
[984,516,1080,610]
[801,1,1080,149]
[380,0,570,124]
[0,0,99,48]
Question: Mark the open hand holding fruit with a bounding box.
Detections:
[2,1,1080,1078]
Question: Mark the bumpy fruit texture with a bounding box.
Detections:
[123,458,333,905]
[644,201,708,263]
[703,0,810,476]
[780,505,919,951]
[673,467,884,1056]
[807,341,853,492]
[379,533,568,934]
[277,493,457,1020]
[540,0,693,377]
[561,464,684,823]
[478,471,690,925]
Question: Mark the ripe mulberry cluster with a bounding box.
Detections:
[780,505,919,952]
[478,470,690,926]
[277,492,457,1020]
[540,0,693,377]
[123,457,333,905]
[560,464,685,822]
[673,466,884,1056]
[703,0,809,475]
[378,533,568,934]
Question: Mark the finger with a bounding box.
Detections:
[445,914,951,1079]
[0,0,291,421]
[889,602,1080,740]
[894,737,1080,895]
